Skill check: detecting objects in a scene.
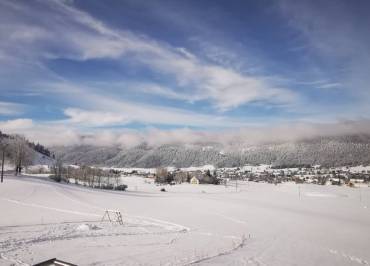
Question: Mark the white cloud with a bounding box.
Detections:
[64,108,131,127]
[132,83,202,102]
[0,101,25,115]
[315,83,341,89]
[38,82,251,128]
[2,0,369,132]
[0,118,33,130]
[2,118,370,148]
[0,118,80,146]
[0,0,297,111]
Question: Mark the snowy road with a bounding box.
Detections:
[0,176,370,265]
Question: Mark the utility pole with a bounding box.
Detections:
[1,148,4,183]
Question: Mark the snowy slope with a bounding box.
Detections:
[1,175,370,265]
[32,150,54,166]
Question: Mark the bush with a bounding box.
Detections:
[50,175,61,183]
[115,184,128,191]
[100,184,114,190]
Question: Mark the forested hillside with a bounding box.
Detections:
[0,131,53,167]
[52,134,370,167]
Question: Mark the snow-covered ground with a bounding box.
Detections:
[1,175,370,266]
[1,164,14,172]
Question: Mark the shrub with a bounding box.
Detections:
[115,184,128,191]
[50,175,61,183]
[100,184,114,190]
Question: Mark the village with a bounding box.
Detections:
[23,163,370,193]
[216,165,370,186]
[116,164,370,188]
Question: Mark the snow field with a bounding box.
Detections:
[0,175,370,265]
[0,177,247,265]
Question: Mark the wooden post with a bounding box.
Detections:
[1,149,4,183]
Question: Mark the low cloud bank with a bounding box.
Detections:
[1,119,370,148]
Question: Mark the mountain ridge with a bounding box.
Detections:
[51,134,370,168]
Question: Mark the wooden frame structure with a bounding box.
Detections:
[101,209,123,225]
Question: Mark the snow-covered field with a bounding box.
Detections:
[1,175,370,266]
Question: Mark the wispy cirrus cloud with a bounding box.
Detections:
[42,81,251,128]
[63,108,131,127]
[0,0,297,112]
[278,0,370,97]
[0,101,26,116]
[1,0,370,147]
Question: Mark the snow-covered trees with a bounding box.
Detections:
[11,135,34,175]
[0,135,33,176]
[52,164,124,190]
[51,134,370,168]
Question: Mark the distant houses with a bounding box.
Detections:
[46,161,370,188]
[151,165,370,187]
[155,168,219,185]
[190,176,199,184]
[188,170,218,184]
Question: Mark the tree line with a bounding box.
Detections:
[51,162,127,190]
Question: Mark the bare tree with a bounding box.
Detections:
[10,135,34,175]
[107,172,111,186]
[1,146,4,183]
[52,155,64,182]
[91,168,96,187]
[0,138,9,183]
[114,172,120,188]
[97,168,102,187]
[155,167,168,183]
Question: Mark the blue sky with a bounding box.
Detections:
[1,0,370,146]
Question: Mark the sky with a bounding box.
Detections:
[1,0,370,146]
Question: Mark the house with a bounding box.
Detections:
[189,170,218,184]
[190,176,199,184]
[145,173,155,179]
[350,178,364,184]
[34,258,77,266]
